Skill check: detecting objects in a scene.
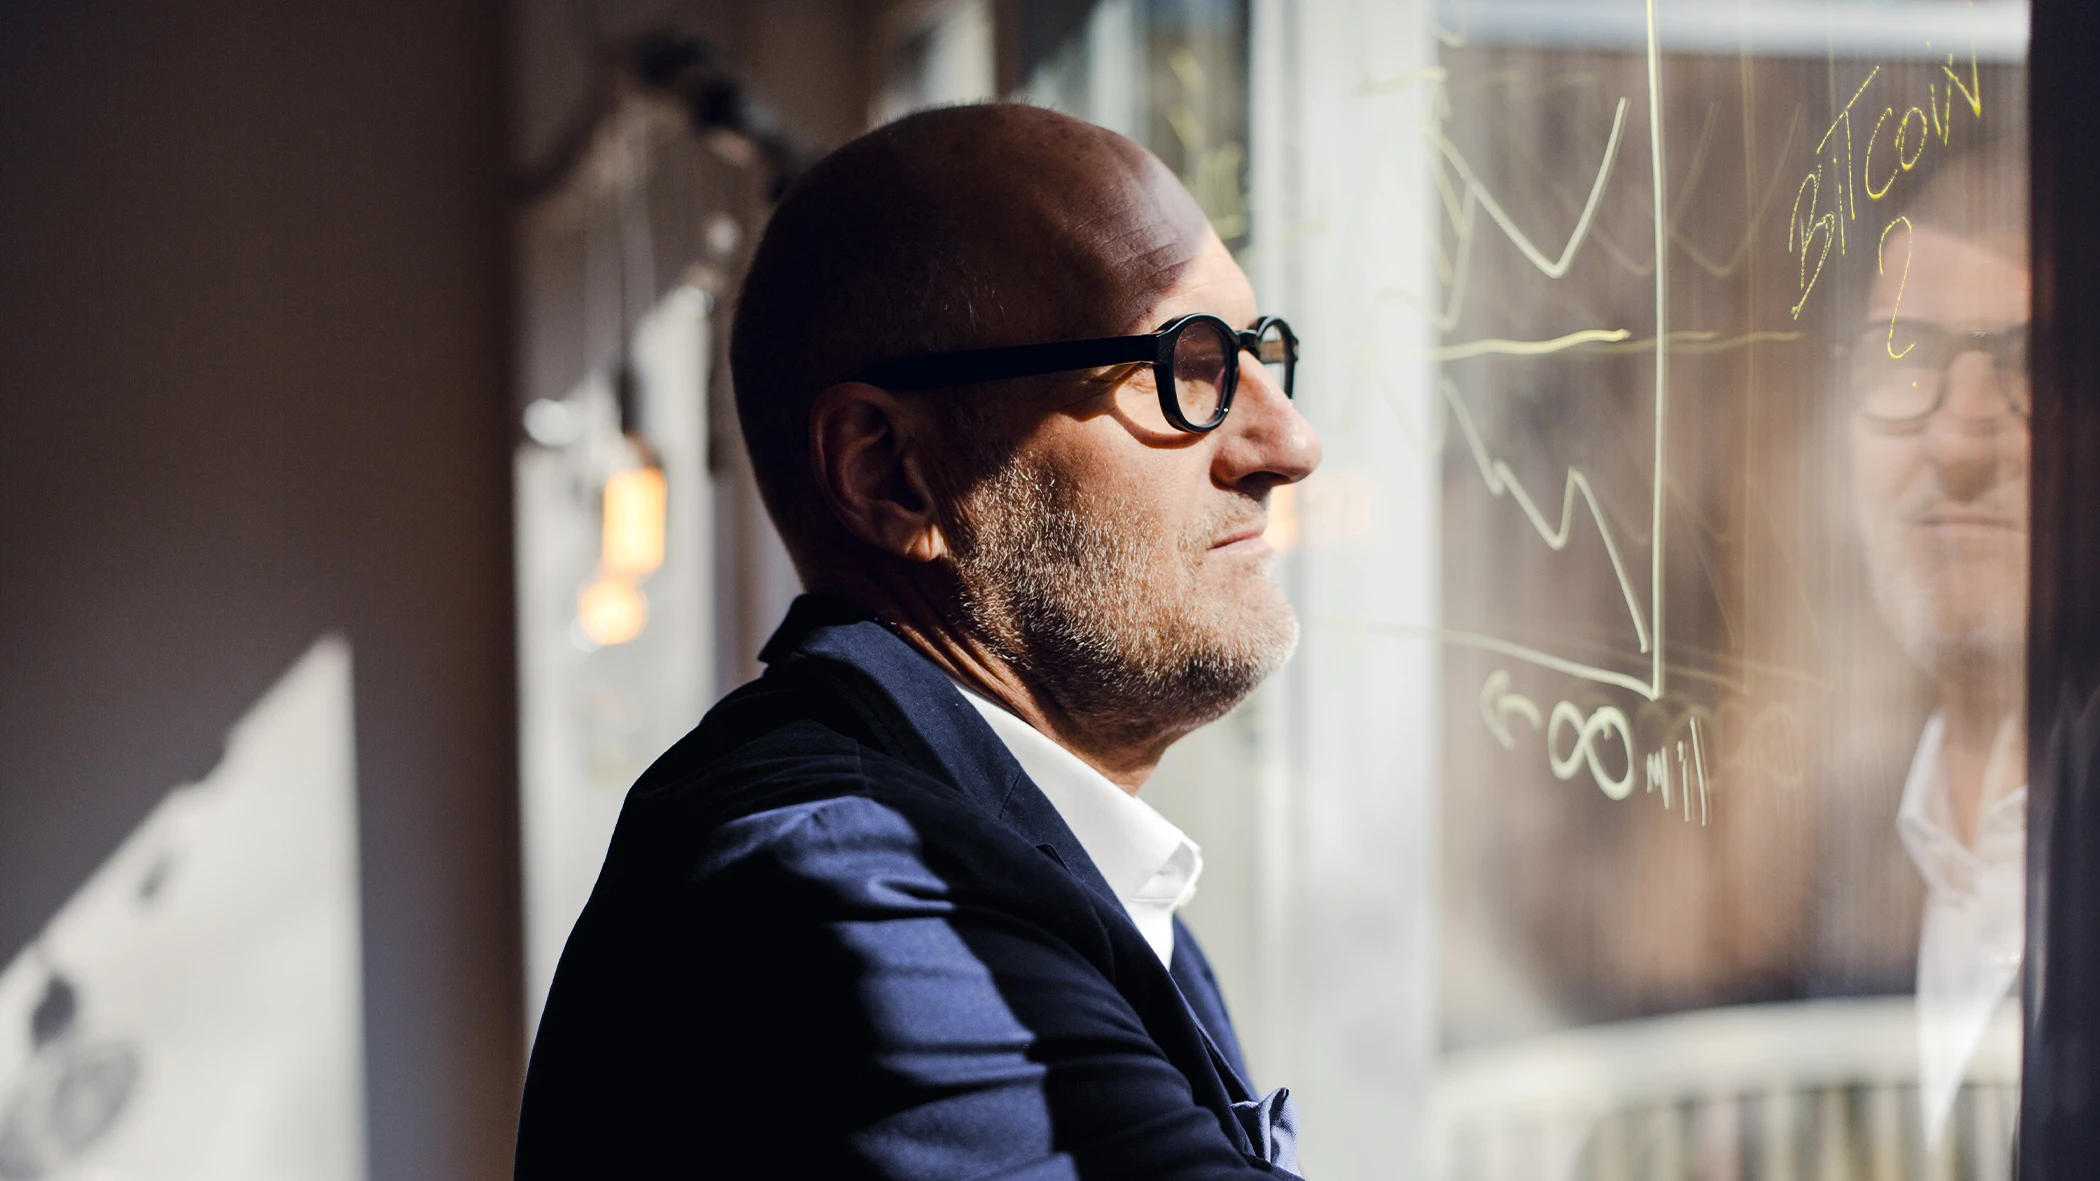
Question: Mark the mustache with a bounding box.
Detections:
[1186,494,1269,551]
[1881,473,2024,526]
[1893,490,2024,526]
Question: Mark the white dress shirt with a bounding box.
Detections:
[949,680,1202,968]
[1896,712,2026,1142]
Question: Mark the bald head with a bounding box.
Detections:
[730,104,1214,566]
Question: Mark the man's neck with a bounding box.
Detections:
[1934,675,2025,849]
[817,576,1165,794]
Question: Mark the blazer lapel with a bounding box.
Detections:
[1170,917,1254,1091]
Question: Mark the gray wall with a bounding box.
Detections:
[0,3,523,1177]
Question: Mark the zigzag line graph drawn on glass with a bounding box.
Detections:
[1382,4,1984,710]
[1390,0,1679,704]
[1357,4,1986,816]
[1440,376,1652,661]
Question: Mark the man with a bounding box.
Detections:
[1846,141,2028,1141]
[515,103,1320,1179]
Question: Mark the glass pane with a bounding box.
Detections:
[1415,4,2029,1177]
[1027,2,2030,1175]
[1385,4,2024,1168]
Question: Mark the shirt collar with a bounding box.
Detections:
[1897,712,2027,896]
[1896,711,2028,1145]
[947,679,1202,964]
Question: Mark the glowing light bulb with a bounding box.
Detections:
[602,466,666,578]
[577,577,648,646]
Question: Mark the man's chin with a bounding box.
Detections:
[1886,594,2024,684]
[1197,582,1300,679]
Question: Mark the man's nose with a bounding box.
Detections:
[1923,351,2024,501]
[1215,357,1321,489]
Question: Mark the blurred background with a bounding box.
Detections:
[0,1,2061,1179]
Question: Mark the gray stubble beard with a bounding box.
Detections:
[1862,519,2026,708]
[947,455,1299,749]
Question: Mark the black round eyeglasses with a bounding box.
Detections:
[854,314,1298,433]
[1839,318,2030,424]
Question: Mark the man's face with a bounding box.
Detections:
[946,228,1322,740]
[1851,222,2029,683]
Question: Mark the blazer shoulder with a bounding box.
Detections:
[626,710,965,830]
[597,712,1015,890]
[621,726,1105,937]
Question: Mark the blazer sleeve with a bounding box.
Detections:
[687,793,1296,1181]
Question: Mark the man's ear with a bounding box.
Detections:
[808,381,951,563]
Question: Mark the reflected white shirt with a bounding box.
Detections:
[950,680,1202,968]
[1897,712,2026,1140]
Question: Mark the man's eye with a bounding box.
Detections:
[1884,323,1935,361]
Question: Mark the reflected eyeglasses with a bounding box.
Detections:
[1839,319,2030,423]
[854,314,1298,433]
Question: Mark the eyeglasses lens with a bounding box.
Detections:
[1850,322,2030,421]
[2004,332,2032,416]
[1172,321,1232,427]
[1850,323,1941,421]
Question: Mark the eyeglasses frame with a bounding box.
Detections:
[1837,318,2031,424]
[853,313,1298,433]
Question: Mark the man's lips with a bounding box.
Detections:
[1913,511,2022,531]
[1210,523,1268,550]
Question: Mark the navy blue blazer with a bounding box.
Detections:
[515,595,1303,1179]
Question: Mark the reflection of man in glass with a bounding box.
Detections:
[1847,145,2027,1139]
